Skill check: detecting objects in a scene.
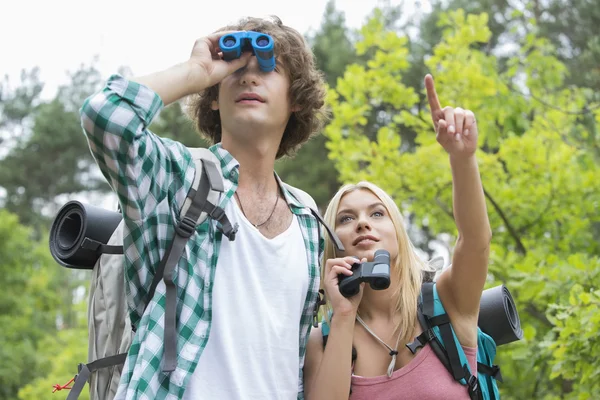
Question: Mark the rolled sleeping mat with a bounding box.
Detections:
[478,284,524,346]
[49,200,122,269]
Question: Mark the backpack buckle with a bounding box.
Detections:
[175,215,196,238]
[313,289,326,327]
[491,365,503,382]
[209,205,226,222]
[467,374,479,393]
[406,329,435,354]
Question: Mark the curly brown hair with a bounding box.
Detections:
[186,16,328,159]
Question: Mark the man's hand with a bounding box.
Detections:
[132,31,252,106]
[425,74,479,158]
[186,31,253,93]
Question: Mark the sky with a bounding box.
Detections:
[2,0,447,263]
[1,0,416,99]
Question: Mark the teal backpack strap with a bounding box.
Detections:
[408,282,483,400]
[321,316,331,347]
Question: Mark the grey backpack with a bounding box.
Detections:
[49,147,341,399]
[50,148,237,399]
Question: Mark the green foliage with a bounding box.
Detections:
[0,210,62,399]
[1,3,598,398]
[276,0,357,208]
[18,311,90,400]
[0,64,109,229]
[149,100,209,148]
[326,8,600,398]
[546,268,600,392]
[307,0,355,88]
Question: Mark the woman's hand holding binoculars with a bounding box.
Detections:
[323,256,366,317]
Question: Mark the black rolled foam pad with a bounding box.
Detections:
[49,200,122,269]
[478,285,524,346]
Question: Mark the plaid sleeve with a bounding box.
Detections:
[79,74,194,222]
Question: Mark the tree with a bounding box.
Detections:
[0,210,64,399]
[0,68,44,146]
[421,0,600,92]
[325,9,600,398]
[149,100,210,148]
[308,0,356,87]
[0,64,109,229]
[17,309,90,400]
[275,0,356,209]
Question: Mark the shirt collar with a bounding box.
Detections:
[209,143,310,214]
[209,143,240,181]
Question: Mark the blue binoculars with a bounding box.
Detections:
[219,31,275,72]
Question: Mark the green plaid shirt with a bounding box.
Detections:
[80,74,323,399]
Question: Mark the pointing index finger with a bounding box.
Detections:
[424,74,442,115]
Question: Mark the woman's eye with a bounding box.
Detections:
[372,211,384,217]
[339,215,353,224]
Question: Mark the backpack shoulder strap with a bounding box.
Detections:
[321,316,331,348]
[65,147,241,398]
[408,282,482,400]
[148,146,239,372]
[183,147,238,240]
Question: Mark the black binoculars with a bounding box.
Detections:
[338,249,391,297]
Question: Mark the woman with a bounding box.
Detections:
[303,75,492,399]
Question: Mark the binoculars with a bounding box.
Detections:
[219,31,275,72]
[338,249,391,297]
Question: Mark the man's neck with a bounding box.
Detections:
[221,133,280,195]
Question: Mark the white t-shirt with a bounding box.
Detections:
[183,197,309,399]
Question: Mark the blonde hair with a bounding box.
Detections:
[322,181,430,347]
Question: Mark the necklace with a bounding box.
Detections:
[356,314,402,378]
[234,190,279,228]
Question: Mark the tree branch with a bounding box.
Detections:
[506,82,600,116]
[518,146,555,234]
[483,186,528,255]
[525,303,552,327]
[434,183,455,221]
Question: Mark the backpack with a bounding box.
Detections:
[409,282,503,400]
[321,281,521,400]
[49,147,342,400]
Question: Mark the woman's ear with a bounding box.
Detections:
[211,99,219,111]
[291,104,301,112]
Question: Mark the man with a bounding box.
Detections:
[80,16,329,399]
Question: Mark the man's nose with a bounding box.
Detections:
[239,56,260,86]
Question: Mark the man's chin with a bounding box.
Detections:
[227,117,277,134]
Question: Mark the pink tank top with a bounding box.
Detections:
[349,344,478,400]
